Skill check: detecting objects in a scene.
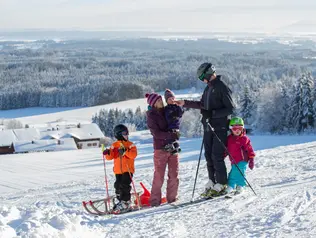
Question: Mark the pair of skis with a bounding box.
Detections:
[169,192,239,209]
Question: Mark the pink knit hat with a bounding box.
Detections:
[145,93,162,107]
[164,89,175,102]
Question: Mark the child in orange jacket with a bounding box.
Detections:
[103,124,137,211]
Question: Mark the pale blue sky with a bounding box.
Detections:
[0,0,315,32]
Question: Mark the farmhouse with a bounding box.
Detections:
[0,123,104,154]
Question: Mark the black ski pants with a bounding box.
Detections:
[203,122,228,185]
[114,172,132,202]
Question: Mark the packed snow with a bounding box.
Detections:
[1,130,316,237]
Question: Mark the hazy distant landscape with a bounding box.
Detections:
[1,29,316,41]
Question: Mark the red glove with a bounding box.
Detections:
[248,158,254,170]
[112,147,119,158]
[103,149,110,156]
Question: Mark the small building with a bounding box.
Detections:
[61,124,104,149]
[39,123,104,149]
[0,123,104,154]
[0,130,17,154]
[0,142,14,154]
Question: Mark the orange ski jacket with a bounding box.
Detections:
[105,140,137,174]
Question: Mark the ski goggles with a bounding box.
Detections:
[121,131,129,136]
[230,125,244,131]
[198,72,207,81]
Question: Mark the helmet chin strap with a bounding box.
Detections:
[118,135,128,141]
[118,136,127,141]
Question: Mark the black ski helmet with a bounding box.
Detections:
[196,62,216,81]
[113,124,129,141]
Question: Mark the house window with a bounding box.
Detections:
[87,143,92,147]
[93,143,97,146]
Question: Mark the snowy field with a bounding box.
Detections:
[1,130,316,238]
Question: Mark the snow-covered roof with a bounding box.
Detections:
[0,128,41,146]
[12,128,40,141]
[63,124,104,140]
[13,138,78,153]
[0,130,17,146]
[0,123,104,146]
[39,123,104,140]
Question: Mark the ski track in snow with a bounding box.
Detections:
[1,136,316,237]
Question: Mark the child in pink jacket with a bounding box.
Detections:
[225,117,255,194]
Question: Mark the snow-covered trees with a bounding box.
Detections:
[1,39,316,134]
[292,73,314,131]
[180,109,203,138]
[5,119,23,129]
[92,106,147,138]
[239,86,254,125]
[250,72,316,133]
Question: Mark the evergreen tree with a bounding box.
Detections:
[106,109,116,138]
[300,73,314,131]
[279,85,291,132]
[289,80,302,132]
[239,86,253,125]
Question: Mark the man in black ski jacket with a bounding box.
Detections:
[174,62,235,195]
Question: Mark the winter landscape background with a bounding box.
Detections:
[1,27,316,237]
[1,0,316,237]
[1,35,316,133]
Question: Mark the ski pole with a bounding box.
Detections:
[206,119,257,196]
[191,138,204,202]
[101,144,111,210]
[126,162,141,210]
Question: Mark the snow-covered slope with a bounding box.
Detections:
[1,90,201,127]
[1,131,316,238]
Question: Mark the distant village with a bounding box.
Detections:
[0,123,106,155]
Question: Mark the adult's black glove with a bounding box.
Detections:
[201,109,213,119]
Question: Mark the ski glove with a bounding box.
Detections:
[248,158,254,170]
[201,109,213,119]
[103,149,110,155]
[112,148,119,158]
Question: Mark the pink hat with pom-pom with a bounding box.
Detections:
[145,93,162,107]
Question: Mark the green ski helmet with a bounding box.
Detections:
[196,62,216,81]
[229,117,244,128]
